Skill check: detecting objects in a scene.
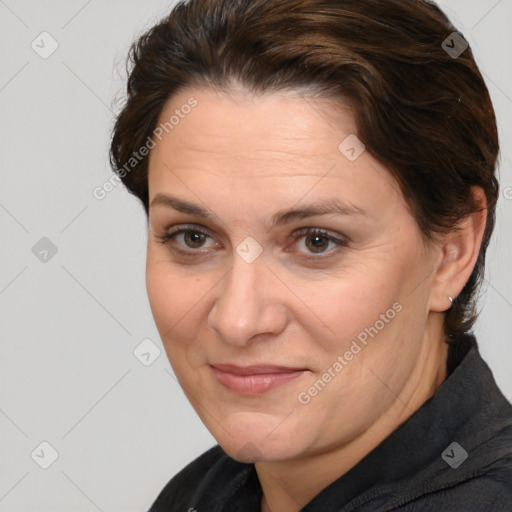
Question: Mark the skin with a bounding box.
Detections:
[145,86,487,512]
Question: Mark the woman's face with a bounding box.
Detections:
[146,87,443,462]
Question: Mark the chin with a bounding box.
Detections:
[209,411,312,463]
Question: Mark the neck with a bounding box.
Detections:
[257,313,449,512]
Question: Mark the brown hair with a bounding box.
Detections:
[110,0,500,341]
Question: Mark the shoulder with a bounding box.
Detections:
[375,433,512,512]
[146,444,245,512]
[373,335,512,511]
[417,337,512,510]
[389,468,512,511]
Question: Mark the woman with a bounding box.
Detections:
[110,0,512,510]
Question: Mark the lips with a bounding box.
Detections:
[210,363,309,394]
[212,364,308,375]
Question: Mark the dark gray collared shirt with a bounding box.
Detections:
[148,333,512,511]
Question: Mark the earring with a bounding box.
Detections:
[448,296,453,303]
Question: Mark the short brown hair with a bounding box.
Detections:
[110,0,500,341]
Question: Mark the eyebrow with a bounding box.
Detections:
[150,193,370,227]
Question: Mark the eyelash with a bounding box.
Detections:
[155,225,349,261]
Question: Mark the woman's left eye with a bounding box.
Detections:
[155,226,348,259]
[290,228,349,258]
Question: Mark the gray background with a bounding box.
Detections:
[0,1,511,510]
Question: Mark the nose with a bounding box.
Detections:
[208,253,289,347]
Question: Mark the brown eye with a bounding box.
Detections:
[292,228,349,259]
[155,225,217,256]
[305,234,330,253]
[182,231,208,249]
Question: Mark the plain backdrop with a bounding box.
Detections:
[0,1,511,510]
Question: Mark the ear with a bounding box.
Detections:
[428,186,488,313]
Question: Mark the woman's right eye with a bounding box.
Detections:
[155,226,219,256]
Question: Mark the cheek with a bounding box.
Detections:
[146,264,215,384]
[145,252,205,344]
[290,259,405,354]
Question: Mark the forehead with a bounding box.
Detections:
[147,87,399,209]
[149,89,393,185]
